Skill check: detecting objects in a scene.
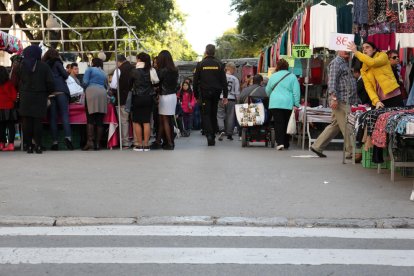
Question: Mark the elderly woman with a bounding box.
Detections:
[82,58,108,151]
[18,45,54,154]
[265,59,300,150]
[348,41,403,108]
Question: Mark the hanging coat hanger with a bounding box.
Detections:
[319,0,328,5]
[347,1,354,5]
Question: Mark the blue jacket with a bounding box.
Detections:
[83,67,107,89]
[47,58,70,96]
[265,70,300,110]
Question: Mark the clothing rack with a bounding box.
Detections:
[266,0,313,50]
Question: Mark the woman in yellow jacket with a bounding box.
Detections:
[348,41,403,108]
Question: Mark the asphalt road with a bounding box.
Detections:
[0,132,413,220]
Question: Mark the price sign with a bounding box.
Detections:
[329,33,355,51]
[292,45,311,59]
[280,55,295,67]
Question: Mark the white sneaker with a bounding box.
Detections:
[133,146,143,152]
[218,132,225,141]
[276,145,284,151]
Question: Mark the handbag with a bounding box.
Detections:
[286,109,297,135]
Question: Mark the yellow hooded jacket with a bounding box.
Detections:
[355,51,399,106]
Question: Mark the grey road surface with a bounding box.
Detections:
[0,132,413,220]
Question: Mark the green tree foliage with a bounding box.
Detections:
[0,0,197,60]
[230,0,299,49]
[141,22,198,61]
[215,28,259,59]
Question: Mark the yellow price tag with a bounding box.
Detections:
[292,45,311,59]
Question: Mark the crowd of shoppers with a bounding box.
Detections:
[1,41,409,154]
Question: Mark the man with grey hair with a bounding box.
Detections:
[193,44,228,146]
[310,51,358,158]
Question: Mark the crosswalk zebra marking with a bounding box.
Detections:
[0,247,413,266]
[1,226,414,240]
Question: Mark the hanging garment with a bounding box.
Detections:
[354,0,369,25]
[304,6,311,45]
[287,27,292,56]
[397,9,414,33]
[310,2,337,49]
[404,63,412,93]
[280,32,287,56]
[367,33,395,51]
[337,5,353,34]
[396,33,414,49]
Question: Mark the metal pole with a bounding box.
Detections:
[80,35,84,61]
[128,29,132,62]
[40,7,46,43]
[60,22,64,52]
[113,12,122,150]
[302,57,310,150]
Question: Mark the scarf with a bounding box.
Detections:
[22,45,42,73]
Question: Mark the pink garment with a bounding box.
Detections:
[276,37,282,61]
[372,110,414,148]
[367,33,395,51]
[376,82,401,101]
[304,6,311,45]
[44,103,119,148]
[242,66,254,86]
[178,90,196,113]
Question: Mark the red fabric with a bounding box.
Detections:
[44,103,119,148]
[351,105,367,113]
[367,33,395,51]
[304,6,311,45]
[291,19,298,45]
[0,81,17,109]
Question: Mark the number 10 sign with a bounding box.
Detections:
[292,45,311,59]
[329,33,355,51]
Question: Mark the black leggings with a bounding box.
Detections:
[22,116,42,146]
[270,108,292,148]
[0,121,15,144]
[86,113,105,126]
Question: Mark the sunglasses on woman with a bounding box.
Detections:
[390,56,399,60]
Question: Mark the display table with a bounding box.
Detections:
[44,103,118,148]
[298,107,343,150]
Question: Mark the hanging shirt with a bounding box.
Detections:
[310,3,337,49]
[337,5,353,34]
[354,0,368,25]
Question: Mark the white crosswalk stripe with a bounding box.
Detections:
[1,226,414,267]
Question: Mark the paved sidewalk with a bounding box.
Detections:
[0,133,413,221]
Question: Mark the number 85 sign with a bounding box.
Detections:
[329,33,355,51]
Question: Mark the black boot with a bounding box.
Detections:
[26,144,33,154]
[82,124,94,151]
[35,145,42,154]
[95,126,104,151]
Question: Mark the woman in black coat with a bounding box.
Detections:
[18,45,54,154]
[42,48,73,150]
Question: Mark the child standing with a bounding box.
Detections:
[177,80,196,136]
[0,66,18,151]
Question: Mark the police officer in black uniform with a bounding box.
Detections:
[193,44,228,146]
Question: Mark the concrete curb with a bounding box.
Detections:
[1,216,414,228]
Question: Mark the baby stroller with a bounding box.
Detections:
[236,96,275,148]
